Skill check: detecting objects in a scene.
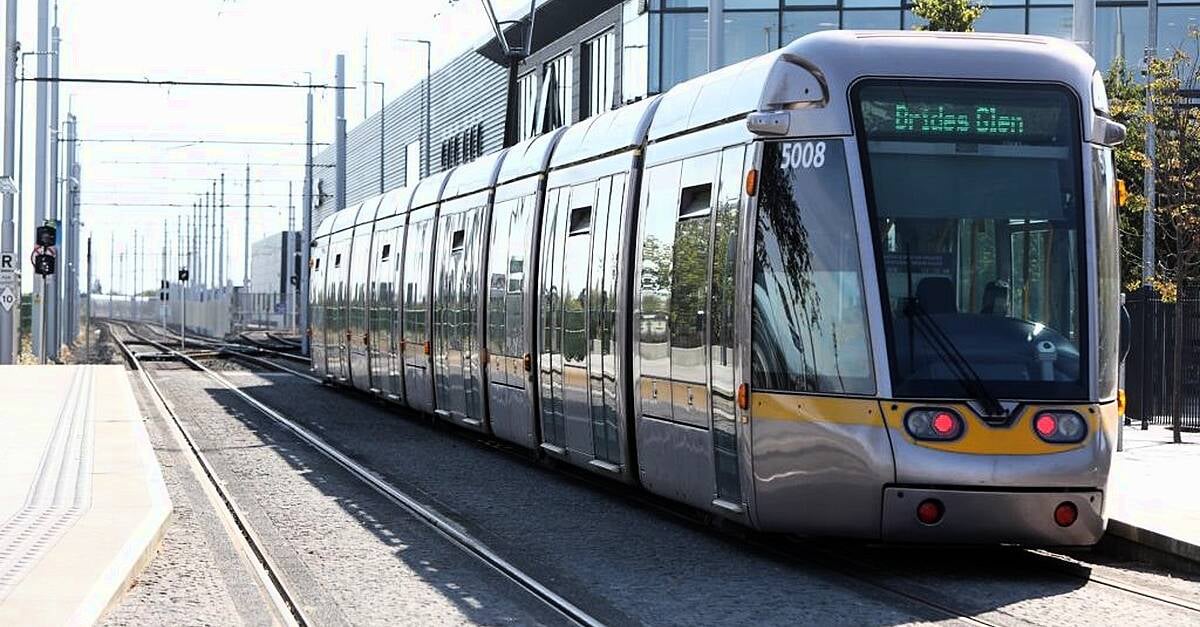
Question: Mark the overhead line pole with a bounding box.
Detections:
[1142,0,1158,284]
[300,83,314,355]
[0,0,19,363]
[335,55,347,211]
[32,0,49,359]
[220,173,225,288]
[47,22,59,355]
[211,179,217,290]
[244,164,250,287]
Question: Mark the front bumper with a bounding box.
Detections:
[881,487,1105,546]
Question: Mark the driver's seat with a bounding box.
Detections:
[916,277,957,314]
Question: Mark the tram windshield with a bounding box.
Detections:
[854,81,1087,401]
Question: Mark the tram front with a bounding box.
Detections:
[745,31,1126,544]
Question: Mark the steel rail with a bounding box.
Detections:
[123,321,1200,625]
[106,323,310,627]
[115,322,604,627]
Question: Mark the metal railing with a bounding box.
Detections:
[1125,285,1200,431]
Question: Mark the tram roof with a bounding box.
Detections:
[410,169,453,210]
[648,51,779,143]
[497,127,566,186]
[374,186,416,221]
[549,95,661,170]
[440,150,508,202]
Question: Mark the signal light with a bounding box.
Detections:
[917,499,944,525]
[1032,411,1087,444]
[1054,501,1078,527]
[904,408,963,441]
[745,169,758,197]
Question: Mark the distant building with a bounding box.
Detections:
[312,0,1199,224]
[249,231,302,297]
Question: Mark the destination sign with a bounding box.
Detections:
[893,104,1026,135]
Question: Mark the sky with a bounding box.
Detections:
[7,0,538,294]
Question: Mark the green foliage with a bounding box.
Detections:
[1106,32,1200,290]
[911,0,985,32]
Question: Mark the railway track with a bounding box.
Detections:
[111,319,1200,626]
[108,323,310,627]
[108,321,604,627]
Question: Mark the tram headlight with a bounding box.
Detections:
[1032,411,1087,444]
[904,408,964,441]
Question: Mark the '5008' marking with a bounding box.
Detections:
[779,141,826,170]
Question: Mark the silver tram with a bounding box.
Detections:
[309,31,1128,545]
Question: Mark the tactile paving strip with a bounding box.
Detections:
[0,367,95,599]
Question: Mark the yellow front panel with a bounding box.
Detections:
[751,392,884,427]
[881,401,1118,455]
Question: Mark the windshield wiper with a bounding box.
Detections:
[902,252,1005,418]
[904,299,1006,418]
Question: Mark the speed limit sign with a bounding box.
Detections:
[0,287,15,313]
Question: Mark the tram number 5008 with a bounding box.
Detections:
[779,141,827,170]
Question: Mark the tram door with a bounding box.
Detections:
[327,232,353,382]
[431,204,487,428]
[637,146,746,509]
[348,223,376,390]
[368,218,405,398]
[309,239,328,377]
[401,207,436,414]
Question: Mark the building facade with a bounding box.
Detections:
[312,0,1198,224]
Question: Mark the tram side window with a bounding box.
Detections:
[670,153,718,385]
[752,140,874,395]
[639,162,683,388]
[487,198,516,382]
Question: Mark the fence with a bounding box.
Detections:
[91,287,296,338]
[1125,285,1200,430]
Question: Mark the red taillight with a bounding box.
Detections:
[931,412,957,436]
[916,499,944,525]
[1035,413,1058,437]
[1054,501,1078,527]
[904,408,963,441]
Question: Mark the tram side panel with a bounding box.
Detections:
[538,154,638,481]
[348,222,376,391]
[400,206,437,414]
[745,138,895,537]
[484,179,541,449]
[309,236,329,379]
[368,217,406,400]
[431,197,489,431]
[326,230,354,382]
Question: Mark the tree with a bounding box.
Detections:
[1152,41,1200,443]
[911,0,985,32]
[1110,31,1200,442]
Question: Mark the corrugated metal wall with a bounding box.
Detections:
[313,51,508,226]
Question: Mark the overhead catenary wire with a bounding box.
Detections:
[68,138,331,147]
[20,76,354,90]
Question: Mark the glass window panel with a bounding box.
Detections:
[974,7,1026,33]
[725,11,781,63]
[786,0,836,6]
[1093,148,1119,399]
[783,10,839,41]
[663,0,709,7]
[1029,8,1072,40]
[639,163,682,383]
[623,1,650,102]
[981,0,1024,7]
[726,0,779,7]
[844,0,901,10]
[753,139,874,394]
[1094,7,1148,75]
[1159,8,1200,52]
[842,10,901,29]
[661,12,709,90]
[855,80,1087,401]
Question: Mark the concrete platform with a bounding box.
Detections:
[0,366,171,626]
[1107,423,1200,564]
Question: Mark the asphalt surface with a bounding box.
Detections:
[99,324,1200,626]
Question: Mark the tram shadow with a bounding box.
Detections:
[805,538,1200,615]
[199,380,574,625]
